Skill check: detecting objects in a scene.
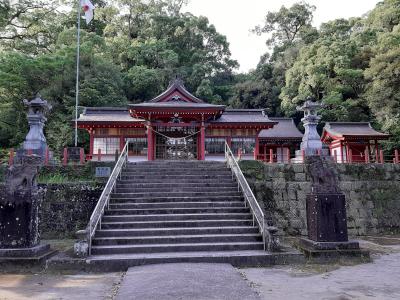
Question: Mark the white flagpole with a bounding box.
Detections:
[74,0,81,147]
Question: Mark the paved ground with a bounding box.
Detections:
[241,242,400,300]
[1,237,399,300]
[117,263,260,300]
[242,251,400,300]
[0,273,122,300]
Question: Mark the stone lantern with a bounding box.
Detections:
[296,97,323,156]
[22,94,52,156]
[0,95,54,262]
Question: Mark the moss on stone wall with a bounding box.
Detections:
[370,188,400,233]
[239,160,266,181]
[241,162,400,236]
[38,161,115,183]
[0,182,103,239]
[347,164,386,180]
[0,161,115,183]
[38,182,103,239]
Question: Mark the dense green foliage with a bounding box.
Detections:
[1,0,400,155]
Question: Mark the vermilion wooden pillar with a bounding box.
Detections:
[200,123,205,160]
[120,136,125,152]
[89,130,94,157]
[254,135,259,160]
[44,147,49,165]
[348,148,353,163]
[147,125,154,161]
[340,141,344,163]
[226,136,232,147]
[365,148,370,163]
[269,148,274,163]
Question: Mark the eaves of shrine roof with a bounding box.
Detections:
[210,109,276,124]
[76,107,143,123]
[322,122,390,140]
[259,118,303,140]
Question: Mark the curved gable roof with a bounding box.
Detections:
[149,78,204,103]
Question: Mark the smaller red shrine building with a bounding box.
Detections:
[258,118,303,163]
[321,122,390,163]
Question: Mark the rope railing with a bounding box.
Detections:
[224,142,279,252]
[86,141,129,256]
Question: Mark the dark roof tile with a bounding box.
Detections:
[323,122,389,138]
[259,118,303,140]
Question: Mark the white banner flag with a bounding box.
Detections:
[81,0,95,24]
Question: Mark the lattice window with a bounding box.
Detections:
[125,137,148,155]
[205,138,226,154]
[93,137,120,155]
[231,137,255,155]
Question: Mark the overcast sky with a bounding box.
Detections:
[183,0,380,73]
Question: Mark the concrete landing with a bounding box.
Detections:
[85,249,305,272]
[116,263,260,300]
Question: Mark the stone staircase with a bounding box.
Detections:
[86,161,301,270]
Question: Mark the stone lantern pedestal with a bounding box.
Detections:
[298,155,366,260]
[0,156,55,262]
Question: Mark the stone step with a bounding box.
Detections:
[91,242,264,255]
[102,213,252,222]
[115,182,237,188]
[108,201,245,209]
[85,251,304,271]
[100,219,254,229]
[116,179,236,185]
[121,170,232,178]
[122,168,228,173]
[86,160,272,266]
[92,234,262,246]
[126,162,225,167]
[104,207,250,215]
[120,175,232,180]
[95,226,259,237]
[125,166,228,171]
[115,187,238,193]
[111,191,241,198]
[110,196,244,204]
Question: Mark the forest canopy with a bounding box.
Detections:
[0,0,400,155]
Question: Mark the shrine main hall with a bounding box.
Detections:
[76,79,388,162]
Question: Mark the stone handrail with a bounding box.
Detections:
[224,142,279,252]
[75,142,129,257]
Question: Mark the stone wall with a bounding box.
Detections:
[240,161,400,236]
[0,183,103,239]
